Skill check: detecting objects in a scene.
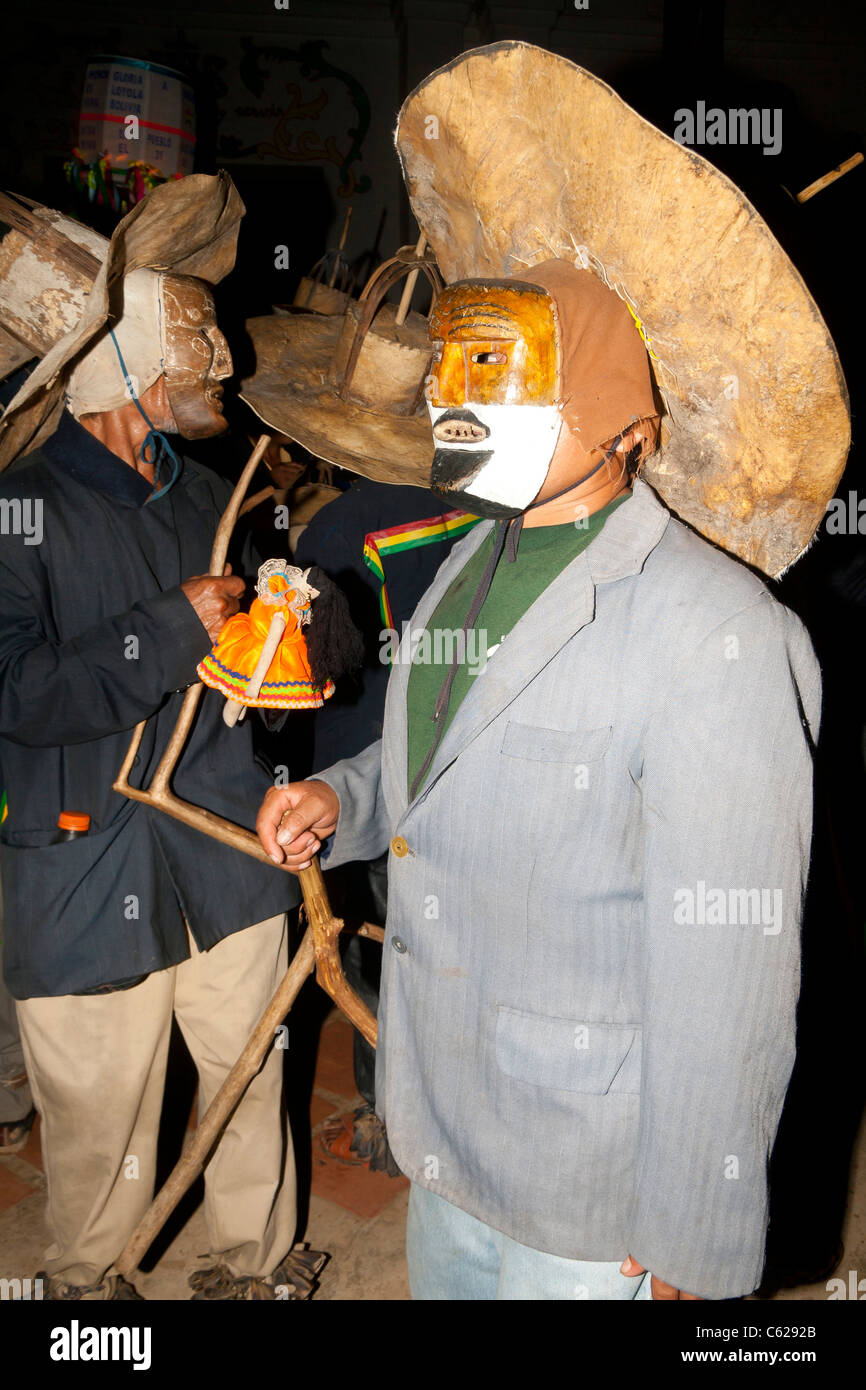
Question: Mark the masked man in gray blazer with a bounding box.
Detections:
[256,254,824,1301]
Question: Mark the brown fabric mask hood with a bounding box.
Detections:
[527,259,659,455]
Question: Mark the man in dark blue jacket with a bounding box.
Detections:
[0,189,318,1301]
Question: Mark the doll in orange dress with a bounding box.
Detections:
[198,559,336,726]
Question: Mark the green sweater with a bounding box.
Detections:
[407,492,627,795]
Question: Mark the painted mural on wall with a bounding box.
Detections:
[216,39,372,198]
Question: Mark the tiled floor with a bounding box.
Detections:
[0,1002,410,1300]
[2,1003,863,1301]
[306,1015,410,1224]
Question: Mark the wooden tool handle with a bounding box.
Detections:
[211,433,272,575]
[328,207,353,287]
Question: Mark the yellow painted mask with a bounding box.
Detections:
[427,280,563,517]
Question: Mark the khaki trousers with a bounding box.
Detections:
[16,913,295,1287]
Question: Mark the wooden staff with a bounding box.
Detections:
[328,206,353,287]
[796,151,863,203]
[395,232,427,326]
[114,900,382,1277]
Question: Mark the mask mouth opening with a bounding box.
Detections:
[431,407,491,444]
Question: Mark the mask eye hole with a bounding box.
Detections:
[470,350,507,365]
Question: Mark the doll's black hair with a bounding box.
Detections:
[304,565,366,688]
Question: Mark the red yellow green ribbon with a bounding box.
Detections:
[363,509,481,630]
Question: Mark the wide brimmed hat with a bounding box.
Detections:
[240,243,441,487]
[395,42,850,576]
[0,171,244,471]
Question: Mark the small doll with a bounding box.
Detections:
[197,559,361,727]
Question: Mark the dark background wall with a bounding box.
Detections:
[1,1,863,319]
[0,0,861,512]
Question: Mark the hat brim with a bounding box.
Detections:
[396,42,850,576]
[239,313,433,486]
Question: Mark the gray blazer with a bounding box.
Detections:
[315,479,821,1299]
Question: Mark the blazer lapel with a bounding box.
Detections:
[385,479,670,820]
[381,518,495,820]
[407,552,597,810]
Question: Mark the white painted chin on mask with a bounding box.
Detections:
[428,401,562,520]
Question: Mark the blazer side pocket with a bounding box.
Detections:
[495,1005,641,1095]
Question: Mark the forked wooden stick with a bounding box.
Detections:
[111,433,382,1278]
[114,432,379,1037]
[328,206,353,287]
[239,484,276,517]
[115,923,316,1279]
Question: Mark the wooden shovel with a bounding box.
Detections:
[112,432,380,1279]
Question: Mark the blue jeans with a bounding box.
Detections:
[407,1182,653,1301]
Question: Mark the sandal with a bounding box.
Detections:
[37,1269,143,1300]
[189,1246,328,1301]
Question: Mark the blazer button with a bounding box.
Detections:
[391,836,409,858]
[391,936,408,954]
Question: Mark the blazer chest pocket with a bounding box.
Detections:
[500,721,612,764]
[495,1005,641,1095]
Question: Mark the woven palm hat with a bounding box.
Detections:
[395,42,850,576]
[0,171,244,471]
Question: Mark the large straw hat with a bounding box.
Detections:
[395,42,850,577]
[0,171,244,471]
[240,243,441,486]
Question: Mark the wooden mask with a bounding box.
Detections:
[160,275,233,439]
[426,279,563,517]
[428,280,559,408]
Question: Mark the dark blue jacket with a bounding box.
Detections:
[0,411,297,998]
